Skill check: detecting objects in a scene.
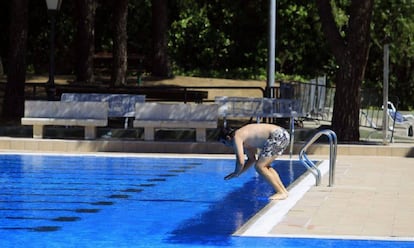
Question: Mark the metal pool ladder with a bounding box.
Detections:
[299,129,337,187]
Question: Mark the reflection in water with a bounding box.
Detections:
[166,160,308,246]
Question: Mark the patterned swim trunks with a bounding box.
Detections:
[259,128,290,158]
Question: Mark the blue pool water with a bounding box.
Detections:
[0,154,412,248]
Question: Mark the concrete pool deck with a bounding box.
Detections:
[0,138,413,242]
[239,155,414,241]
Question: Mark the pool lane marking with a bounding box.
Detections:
[0,154,198,232]
[121,188,144,193]
[157,174,178,177]
[236,160,330,237]
[0,200,114,205]
[108,194,130,199]
[1,174,159,181]
[0,192,134,198]
[6,216,81,222]
[0,180,157,190]
[0,173,176,226]
[0,208,100,213]
[1,226,61,232]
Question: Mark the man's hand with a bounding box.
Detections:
[224,172,239,180]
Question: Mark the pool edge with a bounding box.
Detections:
[235,160,330,237]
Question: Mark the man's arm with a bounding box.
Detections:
[237,148,257,175]
[224,138,256,180]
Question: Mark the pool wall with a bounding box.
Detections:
[0,137,412,156]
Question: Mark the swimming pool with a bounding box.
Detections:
[0,153,412,248]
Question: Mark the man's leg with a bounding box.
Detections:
[255,156,288,200]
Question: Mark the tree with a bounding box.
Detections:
[74,0,96,84]
[2,0,29,119]
[316,0,374,141]
[367,0,414,110]
[111,0,128,86]
[277,1,332,78]
[0,2,11,76]
[152,0,170,77]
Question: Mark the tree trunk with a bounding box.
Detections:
[316,0,373,141]
[151,0,170,78]
[331,52,362,141]
[2,0,29,120]
[111,0,128,86]
[75,0,96,84]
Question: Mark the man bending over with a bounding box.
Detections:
[219,123,290,200]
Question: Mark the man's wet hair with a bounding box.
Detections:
[218,126,236,141]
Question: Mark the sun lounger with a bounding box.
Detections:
[386,101,413,137]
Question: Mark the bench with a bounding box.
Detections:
[133,103,218,142]
[21,101,108,139]
[61,93,145,128]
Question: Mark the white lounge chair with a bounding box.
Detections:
[386,101,413,137]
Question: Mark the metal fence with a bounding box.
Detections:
[268,76,335,122]
[269,78,404,133]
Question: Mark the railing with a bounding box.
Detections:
[266,79,336,122]
[299,129,337,186]
[0,82,266,103]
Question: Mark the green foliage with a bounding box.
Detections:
[275,72,308,83]
[168,0,268,79]
[277,1,332,77]
[2,0,414,108]
[330,0,349,37]
[0,1,11,69]
[23,2,49,74]
[168,0,334,80]
[366,0,414,109]
[126,0,152,54]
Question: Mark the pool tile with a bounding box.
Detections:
[0,138,10,147]
[334,224,364,236]
[10,140,25,150]
[51,141,67,152]
[264,155,414,242]
[37,140,55,151]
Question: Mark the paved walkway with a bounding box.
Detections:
[241,155,414,241]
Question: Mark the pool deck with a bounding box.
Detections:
[0,138,413,242]
[239,154,414,242]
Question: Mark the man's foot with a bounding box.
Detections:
[269,192,288,200]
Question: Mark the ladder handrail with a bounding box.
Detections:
[299,129,337,186]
